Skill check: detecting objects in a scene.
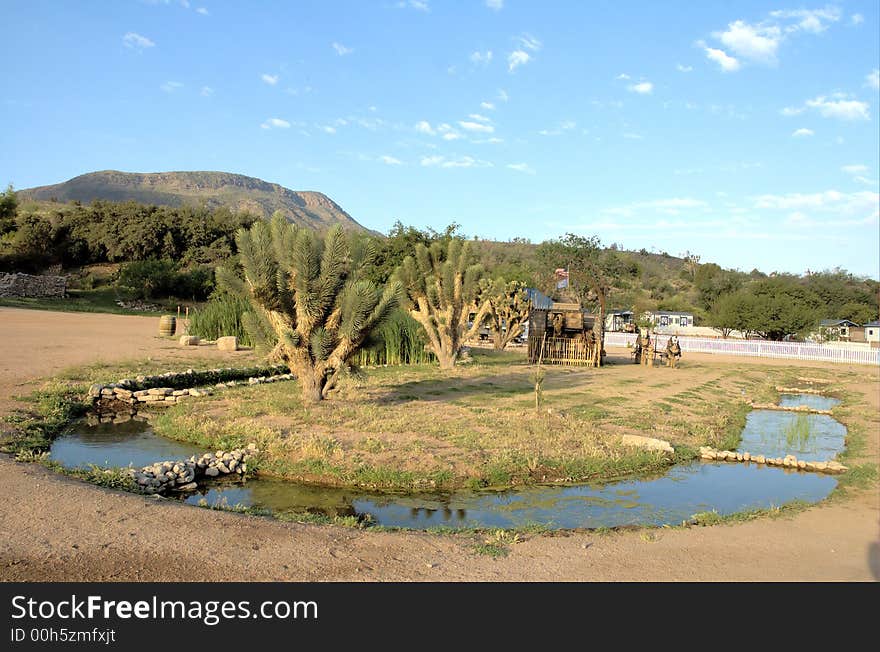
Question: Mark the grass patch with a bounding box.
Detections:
[0,288,171,315]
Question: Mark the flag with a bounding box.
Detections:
[554,268,569,289]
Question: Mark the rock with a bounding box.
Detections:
[113,388,133,399]
[179,335,200,346]
[240,464,247,474]
[88,384,104,398]
[735,453,744,462]
[164,397,177,403]
[205,467,219,477]
[742,452,751,462]
[217,336,238,352]
[620,434,674,455]
[797,460,807,469]
[813,461,828,471]
[216,463,229,474]
[174,482,198,492]
[148,388,172,396]
[754,455,766,464]
[172,389,189,396]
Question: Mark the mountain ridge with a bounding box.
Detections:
[19,170,372,233]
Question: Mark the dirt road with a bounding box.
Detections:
[1,307,878,581]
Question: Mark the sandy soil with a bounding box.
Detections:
[1,307,878,581]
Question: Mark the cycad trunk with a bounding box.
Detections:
[294,365,327,403]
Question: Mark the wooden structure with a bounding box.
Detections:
[527,301,602,366]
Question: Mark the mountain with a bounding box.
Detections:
[19,170,372,233]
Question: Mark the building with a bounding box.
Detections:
[817,319,860,341]
[864,320,880,347]
[605,310,635,332]
[641,310,694,329]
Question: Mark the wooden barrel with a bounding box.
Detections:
[158,315,176,337]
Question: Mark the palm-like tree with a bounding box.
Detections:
[219,215,400,402]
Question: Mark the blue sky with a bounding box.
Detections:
[2,0,879,277]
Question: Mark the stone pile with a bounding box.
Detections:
[131,444,258,494]
[699,446,848,474]
[88,365,293,411]
[749,402,833,415]
[775,386,828,396]
[0,272,67,298]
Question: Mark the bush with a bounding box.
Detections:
[188,292,253,346]
[116,259,214,301]
[354,309,433,366]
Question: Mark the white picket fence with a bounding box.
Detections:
[604,332,880,366]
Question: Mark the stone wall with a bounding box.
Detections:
[0,272,67,298]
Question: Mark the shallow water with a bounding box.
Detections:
[50,420,203,469]
[50,394,845,530]
[777,393,840,411]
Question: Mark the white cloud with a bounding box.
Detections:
[196,7,208,15]
[322,126,337,134]
[715,20,781,63]
[261,73,278,85]
[379,155,402,165]
[508,50,530,72]
[507,163,535,174]
[780,106,804,116]
[420,155,492,169]
[442,132,462,141]
[622,132,643,140]
[616,73,631,80]
[851,13,864,25]
[468,113,492,123]
[704,46,740,72]
[805,95,870,121]
[753,190,879,218]
[628,81,653,94]
[842,165,868,175]
[200,86,214,96]
[470,50,493,65]
[414,120,435,135]
[458,120,494,133]
[854,176,877,186]
[497,89,509,102]
[676,64,693,72]
[332,42,353,56]
[260,118,291,129]
[517,34,542,51]
[867,69,880,90]
[770,7,841,34]
[160,81,183,92]
[486,0,503,10]
[600,197,709,218]
[480,101,495,110]
[396,0,429,10]
[123,32,155,50]
[791,128,814,137]
[538,120,576,136]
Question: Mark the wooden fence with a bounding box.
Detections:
[528,335,595,365]
[604,332,880,366]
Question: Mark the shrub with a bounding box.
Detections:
[116,259,214,301]
[188,292,254,346]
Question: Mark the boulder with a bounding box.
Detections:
[217,336,238,352]
[174,482,198,492]
[205,467,219,477]
[179,335,200,346]
[754,455,766,464]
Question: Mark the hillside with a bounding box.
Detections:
[19,170,371,233]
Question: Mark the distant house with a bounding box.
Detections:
[864,320,880,347]
[605,310,635,332]
[642,310,694,329]
[817,319,859,341]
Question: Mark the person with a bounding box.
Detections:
[551,312,564,337]
[665,335,682,368]
[633,330,643,364]
[642,332,654,367]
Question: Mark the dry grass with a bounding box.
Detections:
[151,348,807,490]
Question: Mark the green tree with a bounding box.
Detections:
[220,216,401,403]
[0,184,17,235]
[710,292,762,338]
[396,238,490,369]
[480,278,531,350]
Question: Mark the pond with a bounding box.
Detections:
[49,393,844,530]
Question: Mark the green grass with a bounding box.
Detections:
[688,500,811,526]
[0,288,172,315]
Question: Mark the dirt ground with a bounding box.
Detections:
[1,307,878,582]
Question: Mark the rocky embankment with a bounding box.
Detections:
[132,445,258,494]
